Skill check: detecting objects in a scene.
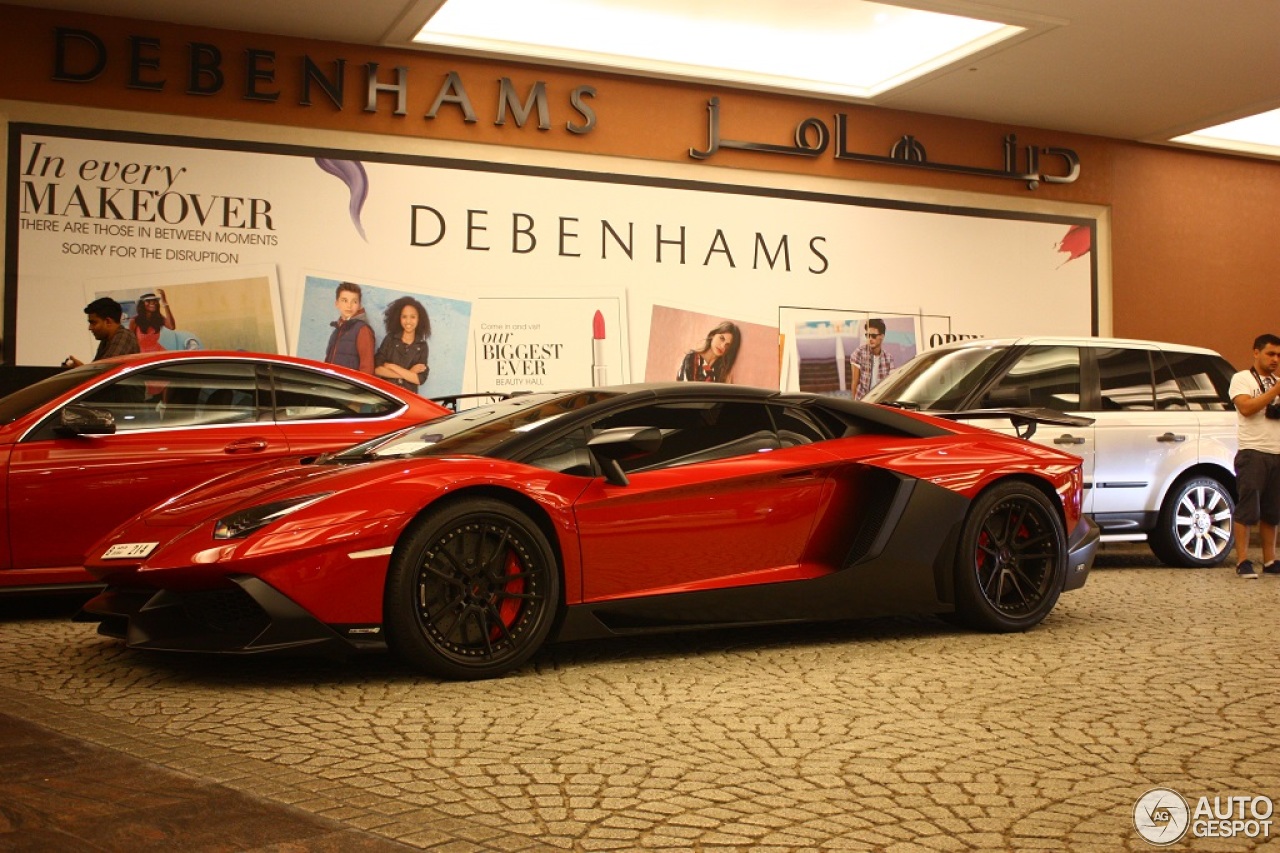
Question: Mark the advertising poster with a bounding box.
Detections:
[780,307,941,397]
[8,126,1097,393]
[295,274,471,398]
[86,265,285,357]
[645,305,779,387]
[471,294,628,391]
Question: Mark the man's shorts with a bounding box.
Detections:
[1234,449,1280,525]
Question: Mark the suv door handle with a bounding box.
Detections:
[1053,434,1087,445]
[1157,432,1187,443]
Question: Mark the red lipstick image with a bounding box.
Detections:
[592,310,608,387]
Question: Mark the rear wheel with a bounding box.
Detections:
[1148,476,1234,567]
[385,498,560,680]
[953,481,1066,632]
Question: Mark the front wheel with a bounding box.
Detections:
[1148,476,1235,568]
[953,481,1066,632]
[384,498,560,680]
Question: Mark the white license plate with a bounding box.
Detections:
[101,542,159,559]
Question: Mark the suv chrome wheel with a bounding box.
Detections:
[1149,476,1235,568]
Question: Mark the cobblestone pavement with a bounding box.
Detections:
[1,545,1278,852]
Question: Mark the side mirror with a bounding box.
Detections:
[56,404,117,436]
[587,426,662,487]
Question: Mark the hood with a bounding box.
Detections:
[142,455,400,529]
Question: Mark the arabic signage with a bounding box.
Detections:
[691,98,1080,190]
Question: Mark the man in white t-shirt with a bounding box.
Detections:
[1229,333,1280,578]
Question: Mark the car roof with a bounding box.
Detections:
[926,336,1224,357]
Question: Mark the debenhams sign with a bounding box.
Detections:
[47,25,1081,189]
[49,26,599,135]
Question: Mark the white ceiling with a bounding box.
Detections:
[12,0,1280,150]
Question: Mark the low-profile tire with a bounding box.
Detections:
[384,497,560,680]
[1148,476,1235,568]
[953,481,1067,633]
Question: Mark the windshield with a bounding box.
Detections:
[0,363,114,425]
[863,346,1009,411]
[332,390,621,460]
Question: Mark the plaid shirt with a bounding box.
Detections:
[94,326,141,361]
[850,345,894,400]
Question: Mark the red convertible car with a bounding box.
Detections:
[81,384,1098,680]
[0,351,447,592]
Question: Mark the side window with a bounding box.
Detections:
[1151,352,1189,411]
[592,401,780,472]
[1161,351,1234,411]
[773,406,829,446]
[70,361,260,432]
[1096,347,1156,411]
[521,428,595,476]
[979,346,1082,411]
[270,365,402,421]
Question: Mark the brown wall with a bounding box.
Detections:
[3,3,1278,365]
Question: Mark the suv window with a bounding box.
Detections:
[979,346,1082,411]
[1096,347,1157,411]
[1161,350,1234,411]
[864,346,1009,410]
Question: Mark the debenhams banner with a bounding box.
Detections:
[9,125,1096,397]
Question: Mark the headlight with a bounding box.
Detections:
[213,493,333,540]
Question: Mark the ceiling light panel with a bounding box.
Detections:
[413,0,1023,98]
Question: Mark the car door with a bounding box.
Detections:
[570,400,833,602]
[265,364,412,455]
[1088,346,1199,517]
[6,359,287,573]
[971,345,1097,509]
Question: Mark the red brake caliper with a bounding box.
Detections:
[492,550,525,639]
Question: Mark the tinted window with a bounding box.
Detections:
[335,391,615,460]
[150,362,261,426]
[0,363,113,425]
[1161,351,1234,411]
[593,401,780,472]
[72,361,261,432]
[1151,352,1189,411]
[774,406,829,446]
[1096,348,1155,411]
[864,346,1009,410]
[521,427,597,475]
[979,346,1082,411]
[270,365,402,421]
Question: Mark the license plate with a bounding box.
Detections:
[101,542,159,559]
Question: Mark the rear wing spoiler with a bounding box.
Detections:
[931,408,1095,441]
[431,391,526,413]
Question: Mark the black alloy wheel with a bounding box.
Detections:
[385,497,560,680]
[953,481,1066,632]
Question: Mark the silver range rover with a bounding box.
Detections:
[865,336,1237,568]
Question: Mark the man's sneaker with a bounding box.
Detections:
[1264,561,1280,576]
[1238,560,1259,579]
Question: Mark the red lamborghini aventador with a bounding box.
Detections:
[80,383,1097,680]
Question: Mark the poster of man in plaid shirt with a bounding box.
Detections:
[849,318,895,400]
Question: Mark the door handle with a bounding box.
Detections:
[780,470,819,480]
[1053,434,1087,445]
[1157,432,1187,443]
[224,438,269,453]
